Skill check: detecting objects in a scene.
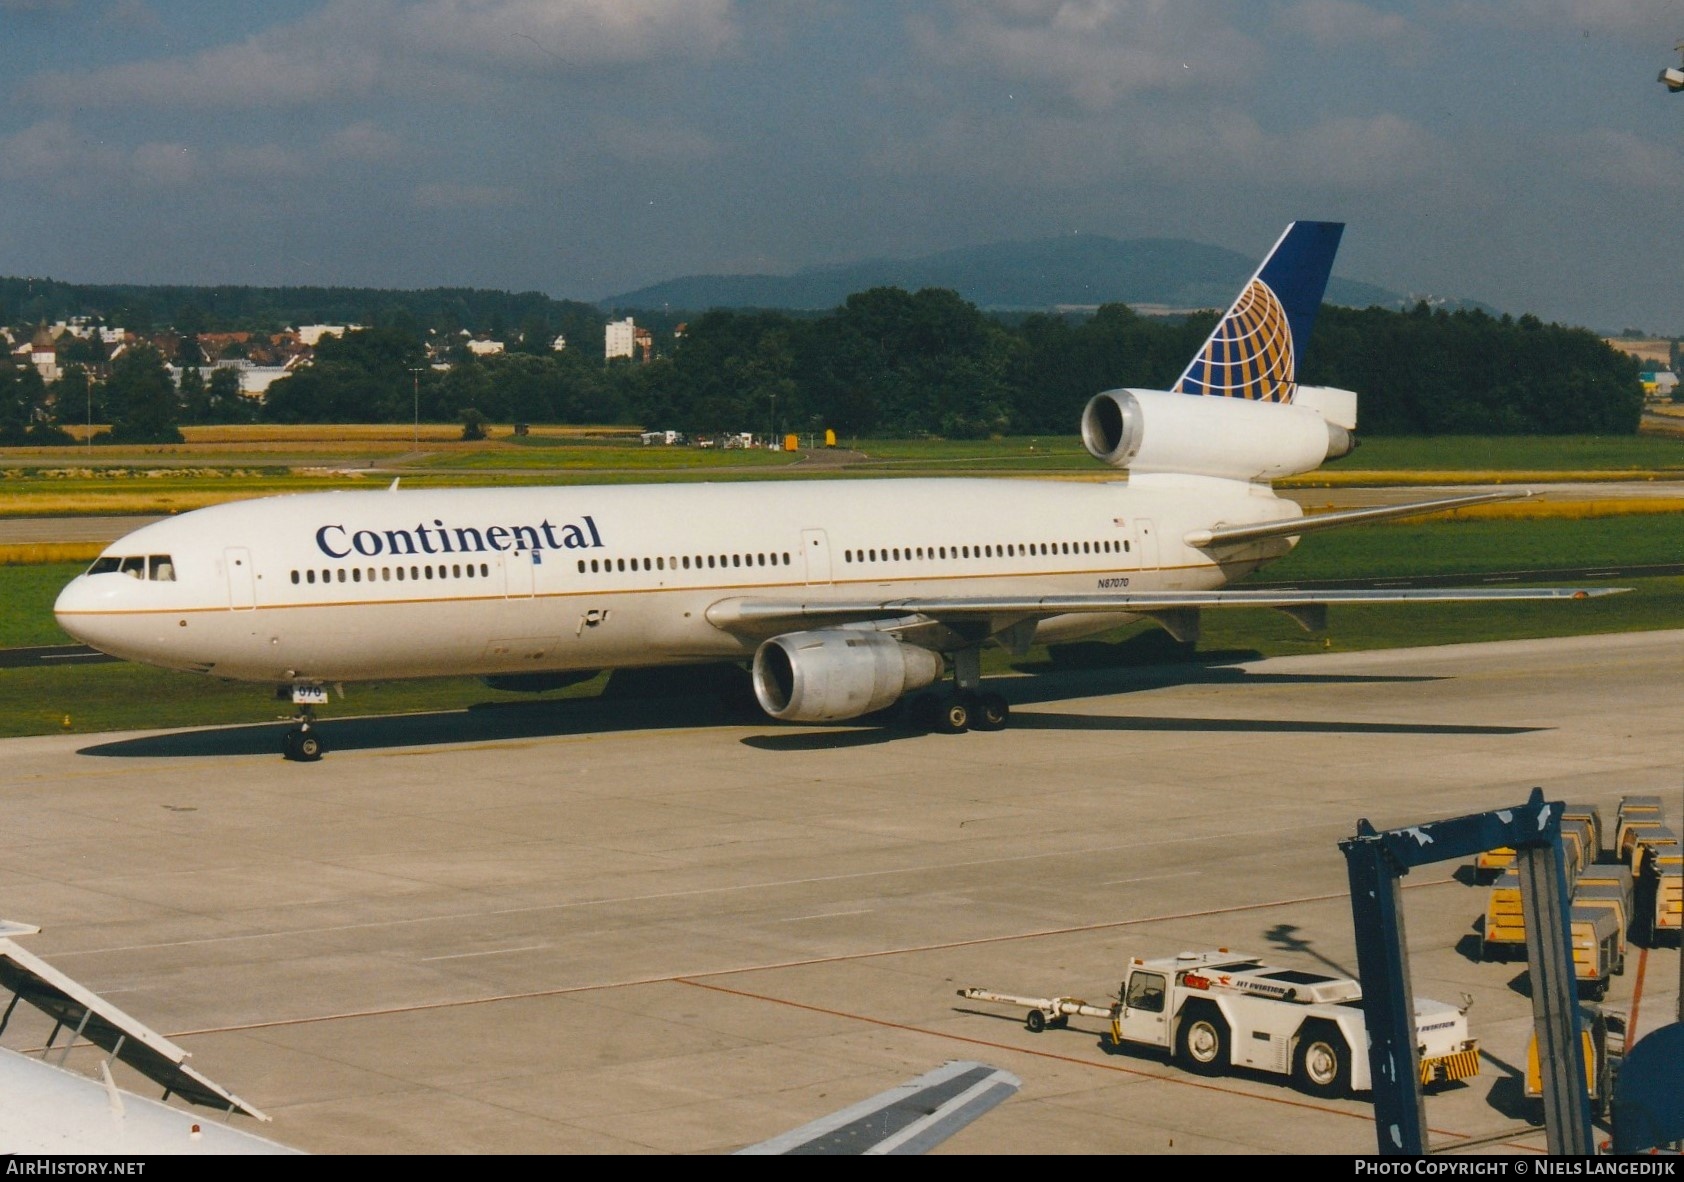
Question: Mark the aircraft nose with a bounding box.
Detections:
[54,574,104,647]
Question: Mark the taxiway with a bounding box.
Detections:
[2,630,1680,1154]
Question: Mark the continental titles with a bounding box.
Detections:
[314,516,603,560]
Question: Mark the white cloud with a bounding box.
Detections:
[910,0,1257,111]
[128,141,200,189]
[325,120,407,164]
[1560,127,1684,188]
[18,0,740,112]
[400,0,739,69]
[1439,0,1675,38]
[1277,0,1416,46]
[414,180,526,209]
[23,35,381,109]
[592,114,721,164]
[0,121,122,192]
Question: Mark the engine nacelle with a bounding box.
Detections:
[753,630,944,722]
[1081,387,1355,482]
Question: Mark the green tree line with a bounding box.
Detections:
[1,292,1644,445]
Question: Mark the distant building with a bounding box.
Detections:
[605,317,635,360]
[551,334,567,352]
[167,357,300,399]
[466,339,505,357]
[20,325,58,382]
[295,324,361,347]
[51,318,125,346]
[1641,370,1679,399]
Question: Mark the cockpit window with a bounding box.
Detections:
[88,555,176,581]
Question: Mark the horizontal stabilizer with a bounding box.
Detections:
[1185,490,1530,549]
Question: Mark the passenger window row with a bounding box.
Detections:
[842,539,1127,563]
[576,552,793,574]
[290,562,491,585]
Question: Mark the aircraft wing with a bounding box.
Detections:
[706,584,1628,642]
[0,934,270,1120]
[734,1060,1021,1155]
[0,1049,302,1156]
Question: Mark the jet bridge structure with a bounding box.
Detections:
[1340,788,1592,1156]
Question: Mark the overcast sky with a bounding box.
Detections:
[3,1,1683,334]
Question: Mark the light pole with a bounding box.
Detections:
[769,392,776,449]
[409,367,423,449]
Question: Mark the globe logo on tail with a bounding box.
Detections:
[1173,278,1297,403]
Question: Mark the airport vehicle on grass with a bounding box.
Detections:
[958,949,1480,1100]
[52,222,1625,760]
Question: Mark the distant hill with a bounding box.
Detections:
[602,234,1417,315]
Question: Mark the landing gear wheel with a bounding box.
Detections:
[1291,1026,1351,1099]
[283,726,324,762]
[1175,1006,1229,1076]
[937,694,970,734]
[973,692,1009,731]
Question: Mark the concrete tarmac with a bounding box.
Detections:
[2,631,1681,1155]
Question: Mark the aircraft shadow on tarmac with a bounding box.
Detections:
[75,657,1512,760]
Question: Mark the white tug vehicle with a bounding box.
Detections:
[959,949,1479,1099]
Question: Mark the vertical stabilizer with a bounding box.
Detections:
[1172,221,1344,403]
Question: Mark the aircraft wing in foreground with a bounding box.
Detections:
[0,921,300,1155]
[734,1060,1021,1155]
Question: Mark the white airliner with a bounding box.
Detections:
[54,222,1621,760]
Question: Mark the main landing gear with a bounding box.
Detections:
[906,648,1010,734]
[281,681,328,762]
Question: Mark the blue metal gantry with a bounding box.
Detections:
[1340,787,1592,1156]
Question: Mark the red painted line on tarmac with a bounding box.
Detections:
[1628,942,1648,1039]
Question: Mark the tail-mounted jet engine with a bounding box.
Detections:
[1081,387,1355,482]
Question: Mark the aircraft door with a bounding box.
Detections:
[1134,519,1160,570]
[801,529,832,585]
[225,547,255,610]
[504,547,536,598]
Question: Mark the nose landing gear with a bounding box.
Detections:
[282,718,323,762]
[281,681,329,762]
